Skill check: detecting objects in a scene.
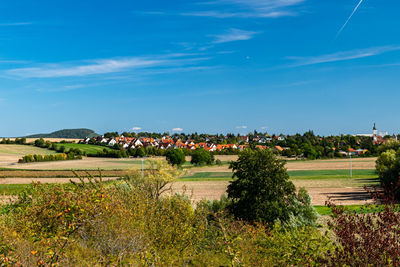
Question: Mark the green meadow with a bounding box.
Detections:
[53,143,113,154]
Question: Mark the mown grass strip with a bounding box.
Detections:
[0,184,31,195]
[314,204,385,216]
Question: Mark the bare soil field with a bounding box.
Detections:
[172,180,373,206]
[5,138,80,143]
[189,157,377,173]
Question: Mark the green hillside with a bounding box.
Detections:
[25,129,99,139]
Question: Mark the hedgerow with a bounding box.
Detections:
[18,152,82,163]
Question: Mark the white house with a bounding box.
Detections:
[108,139,117,146]
[133,139,143,147]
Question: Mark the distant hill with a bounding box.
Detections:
[25,129,99,139]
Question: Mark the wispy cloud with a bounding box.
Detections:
[236,125,247,129]
[0,22,32,26]
[6,54,210,78]
[211,28,258,43]
[261,126,268,130]
[182,0,305,18]
[172,128,183,132]
[132,127,142,131]
[335,0,365,39]
[287,46,400,67]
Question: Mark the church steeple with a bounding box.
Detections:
[373,123,378,142]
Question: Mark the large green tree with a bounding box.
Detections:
[165,149,186,167]
[191,148,214,166]
[227,149,316,225]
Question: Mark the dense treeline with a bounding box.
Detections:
[18,152,82,163]
[0,138,26,145]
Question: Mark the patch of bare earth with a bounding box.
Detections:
[189,157,377,173]
[172,180,373,206]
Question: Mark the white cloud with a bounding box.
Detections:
[236,125,247,129]
[132,127,142,131]
[288,46,400,67]
[172,128,183,132]
[6,54,210,79]
[261,126,268,130]
[182,0,304,18]
[7,58,163,78]
[211,28,258,43]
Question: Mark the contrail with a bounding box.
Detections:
[335,0,365,39]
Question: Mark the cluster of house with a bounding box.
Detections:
[81,136,280,152]
[337,148,369,156]
[356,123,398,145]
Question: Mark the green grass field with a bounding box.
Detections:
[179,172,233,181]
[54,143,113,154]
[0,184,29,195]
[314,204,386,215]
[287,169,377,179]
[179,169,378,182]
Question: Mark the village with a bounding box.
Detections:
[78,123,397,158]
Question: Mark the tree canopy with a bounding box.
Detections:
[227,149,316,225]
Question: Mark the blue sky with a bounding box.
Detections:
[0,0,399,136]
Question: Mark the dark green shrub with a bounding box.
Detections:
[227,149,317,226]
[165,149,186,166]
[191,149,214,166]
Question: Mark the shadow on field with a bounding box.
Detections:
[325,190,372,203]
[356,178,380,184]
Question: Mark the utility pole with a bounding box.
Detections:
[349,152,352,178]
[141,158,144,178]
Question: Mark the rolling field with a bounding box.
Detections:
[0,145,379,207]
[0,144,56,156]
[0,144,57,165]
[52,143,113,154]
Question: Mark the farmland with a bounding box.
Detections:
[0,144,378,207]
[0,144,56,156]
[51,143,113,154]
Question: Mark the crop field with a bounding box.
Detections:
[174,167,378,206]
[0,144,58,165]
[0,146,379,207]
[0,144,56,156]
